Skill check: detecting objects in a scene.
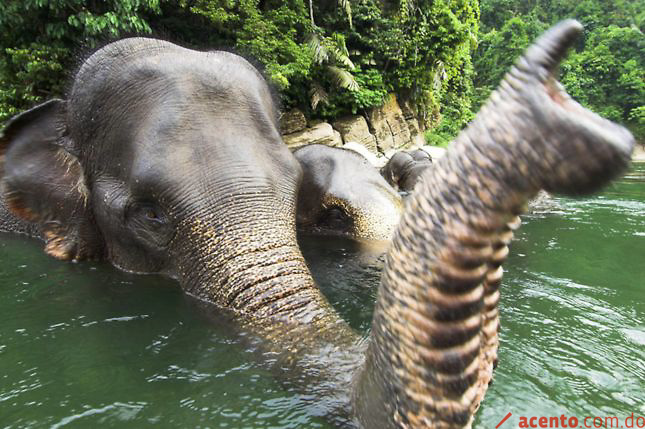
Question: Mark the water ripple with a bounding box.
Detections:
[50,402,146,428]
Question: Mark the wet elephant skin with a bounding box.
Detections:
[294,144,402,241]
[381,148,434,193]
[0,21,635,428]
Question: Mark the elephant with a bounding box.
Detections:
[381,148,433,193]
[408,148,432,163]
[294,143,402,241]
[0,21,634,428]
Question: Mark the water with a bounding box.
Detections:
[1,164,643,428]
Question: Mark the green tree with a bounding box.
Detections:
[317,0,480,134]
[307,31,359,110]
[474,0,645,141]
[0,0,160,122]
[561,26,644,135]
[471,14,546,110]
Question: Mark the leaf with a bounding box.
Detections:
[327,66,359,91]
[328,33,355,69]
[309,83,329,110]
[307,33,329,65]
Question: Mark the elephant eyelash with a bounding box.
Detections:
[127,202,169,226]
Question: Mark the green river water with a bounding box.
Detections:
[1,164,643,428]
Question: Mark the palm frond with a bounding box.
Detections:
[309,83,329,110]
[328,33,355,70]
[331,33,350,58]
[307,33,329,64]
[327,66,359,91]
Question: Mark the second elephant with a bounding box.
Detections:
[294,144,402,241]
[381,148,433,192]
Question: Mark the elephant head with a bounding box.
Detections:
[0,21,634,428]
[381,148,434,193]
[294,144,402,241]
[0,39,319,317]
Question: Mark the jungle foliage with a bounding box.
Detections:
[473,0,644,142]
[0,0,161,119]
[0,0,642,142]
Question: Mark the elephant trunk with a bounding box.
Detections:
[353,20,633,428]
[171,194,330,321]
[171,192,367,419]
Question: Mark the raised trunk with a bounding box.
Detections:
[353,20,633,428]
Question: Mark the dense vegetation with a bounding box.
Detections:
[1,0,643,142]
[473,0,644,143]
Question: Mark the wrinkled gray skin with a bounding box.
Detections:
[0,22,635,428]
[381,148,433,193]
[294,144,402,241]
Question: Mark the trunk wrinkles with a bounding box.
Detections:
[355,20,634,429]
[173,201,366,423]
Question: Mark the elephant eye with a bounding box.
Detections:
[145,208,160,221]
[128,202,168,226]
[318,205,352,232]
[326,207,347,222]
[126,201,174,249]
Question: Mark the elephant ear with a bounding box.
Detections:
[0,99,103,261]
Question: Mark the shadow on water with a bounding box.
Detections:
[1,164,643,428]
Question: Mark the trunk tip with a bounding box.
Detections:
[525,19,583,73]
